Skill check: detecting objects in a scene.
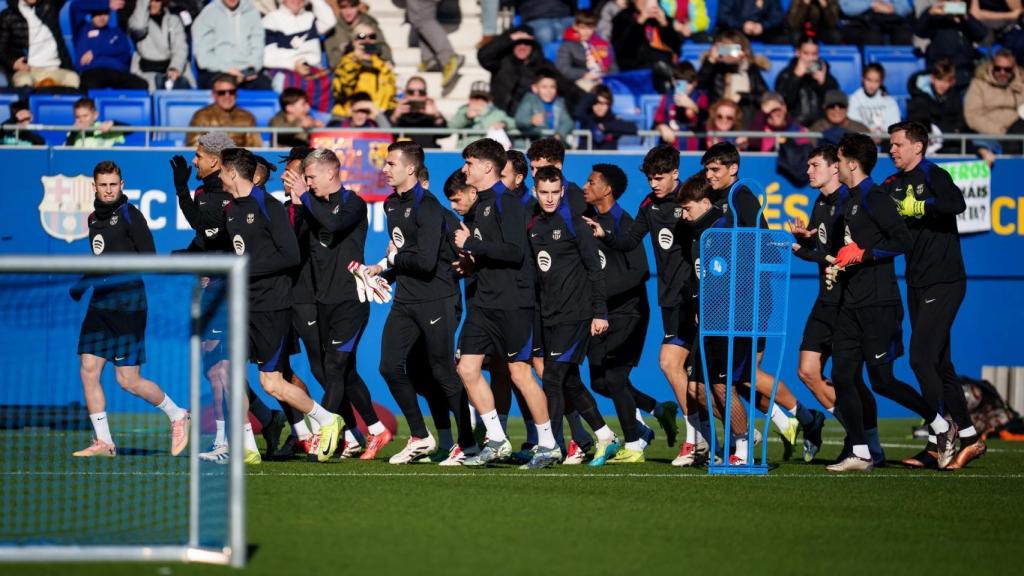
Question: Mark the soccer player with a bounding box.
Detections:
[364,141,473,464]
[171,133,287,463]
[453,138,559,468]
[580,163,657,463]
[825,133,940,472]
[789,144,872,462]
[701,142,823,459]
[221,148,342,464]
[529,166,621,468]
[526,137,586,215]
[279,148,393,461]
[71,161,190,458]
[583,144,695,463]
[884,121,981,469]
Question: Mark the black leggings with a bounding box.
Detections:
[834,356,924,444]
[543,361,605,440]
[589,364,640,442]
[908,281,971,430]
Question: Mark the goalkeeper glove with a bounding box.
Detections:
[896,188,926,218]
[360,267,392,304]
[347,261,368,303]
[834,243,865,268]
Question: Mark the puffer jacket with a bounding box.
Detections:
[330,53,397,116]
[964,60,1024,135]
[0,0,73,76]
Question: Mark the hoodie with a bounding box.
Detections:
[191,0,264,73]
[847,87,901,134]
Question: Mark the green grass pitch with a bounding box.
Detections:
[4,417,1023,576]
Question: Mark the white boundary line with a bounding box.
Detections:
[3,471,1023,479]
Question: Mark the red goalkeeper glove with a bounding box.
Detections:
[834,243,865,268]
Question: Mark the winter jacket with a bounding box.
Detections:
[449,102,516,148]
[186,104,262,148]
[964,60,1024,135]
[0,0,73,77]
[514,92,574,145]
[697,52,772,125]
[262,0,335,70]
[914,11,987,81]
[323,12,392,70]
[128,0,189,75]
[611,7,684,72]
[906,71,968,152]
[718,0,785,31]
[847,87,901,134]
[330,53,397,116]
[478,30,567,114]
[191,0,264,73]
[555,27,616,81]
[75,23,133,72]
[774,58,840,127]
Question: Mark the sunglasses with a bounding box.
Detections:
[994,65,1014,73]
[352,108,372,114]
[826,103,847,110]
[406,88,426,96]
[356,32,377,41]
[215,89,237,96]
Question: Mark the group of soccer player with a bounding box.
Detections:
[70,118,986,471]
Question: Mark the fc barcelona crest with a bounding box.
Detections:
[39,174,93,243]
[552,229,561,240]
[247,213,255,224]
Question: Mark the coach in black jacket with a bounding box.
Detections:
[0,0,78,87]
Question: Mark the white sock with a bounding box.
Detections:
[683,413,696,444]
[480,410,507,443]
[635,408,645,421]
[535,420,556,449]
[90,412,114,444]
[344,429,358,444]
[785,403,798,417]
[827,407,835,414]
[734,436,749,459]
[686,412,704,445]
[156,394,187,421]
[959,426,978,438]
[771,404,791,434]
[367,421,386,436]
[594,425,615,442]
[306,402,336,427]
[437,428,454,450]
[929,414,950,434]
[243,423,259,452]
[625,439,644,451]
[309,418,321,434]
[293,419,311,438]
[852,444,871,460]
[215,420,226,446]
[498,414,509,433]
[928,434,937,445]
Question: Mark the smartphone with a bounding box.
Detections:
[363,43,379,55]
[674,80,689,94]
[719,44,742,58]
[944,1,967,14]
[408,100,425,112]
[807,60,822,73]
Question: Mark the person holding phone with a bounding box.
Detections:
[775,35,839,127]
[652,61,708,150]
[916,1,988,87]
[330,22,397,117]
[696,29,771,124]
[390,76,448,148]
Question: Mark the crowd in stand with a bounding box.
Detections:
[1,0,1023,157]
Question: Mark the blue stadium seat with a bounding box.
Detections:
[29,94,79,145]
[0,93,20,115]
[603,79,638,117]
[543,41,562,63]
[639,93,663,131]
[705,0,718,33]
[603,69,654,97]
[153,90,211,146]
[820,46,863,93]
[681,43,711,68]
[90,90,151,146]
[237,90,280,143]
[863,45,924,97]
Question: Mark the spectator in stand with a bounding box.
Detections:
[129,0,193,91]
[661,0,712,42]
[478,25,577,115]
[389,75,448,149]
[449,80,516,148]
[908,58,976,155]
[269,87,323,147]
[750,92,810,150]
[514,69,575,146]
[557,10,617,93]
[786,0,843,44]
[704,98,748,150]
[330,22,397,117]
[0,100,45,146]
[167,0,204,34]
[653,61,709,150]
[66,97,127,147]
[839,0,915,45]
[514,0,574,45]
[612,0,685,72]
[0,0,80,88]
[186,74,263,147]
[330,91,384,128]
[192,0,270,89]
[915,0,988,88]
[847,62,903,135]
[262,0,335,113]
[478,0,498,48]
[598,0,627,41]
[697,29,771,125]
[324,0,392,70]
[74,6,149,90]
[575,83,639,150]
[965,49,1024,154]
[717,0,789,44]
[68,0,125,40]
[407,0,464,92]
[968,0,1022,35]
[808,89,870,143]
[774,35,840,127]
